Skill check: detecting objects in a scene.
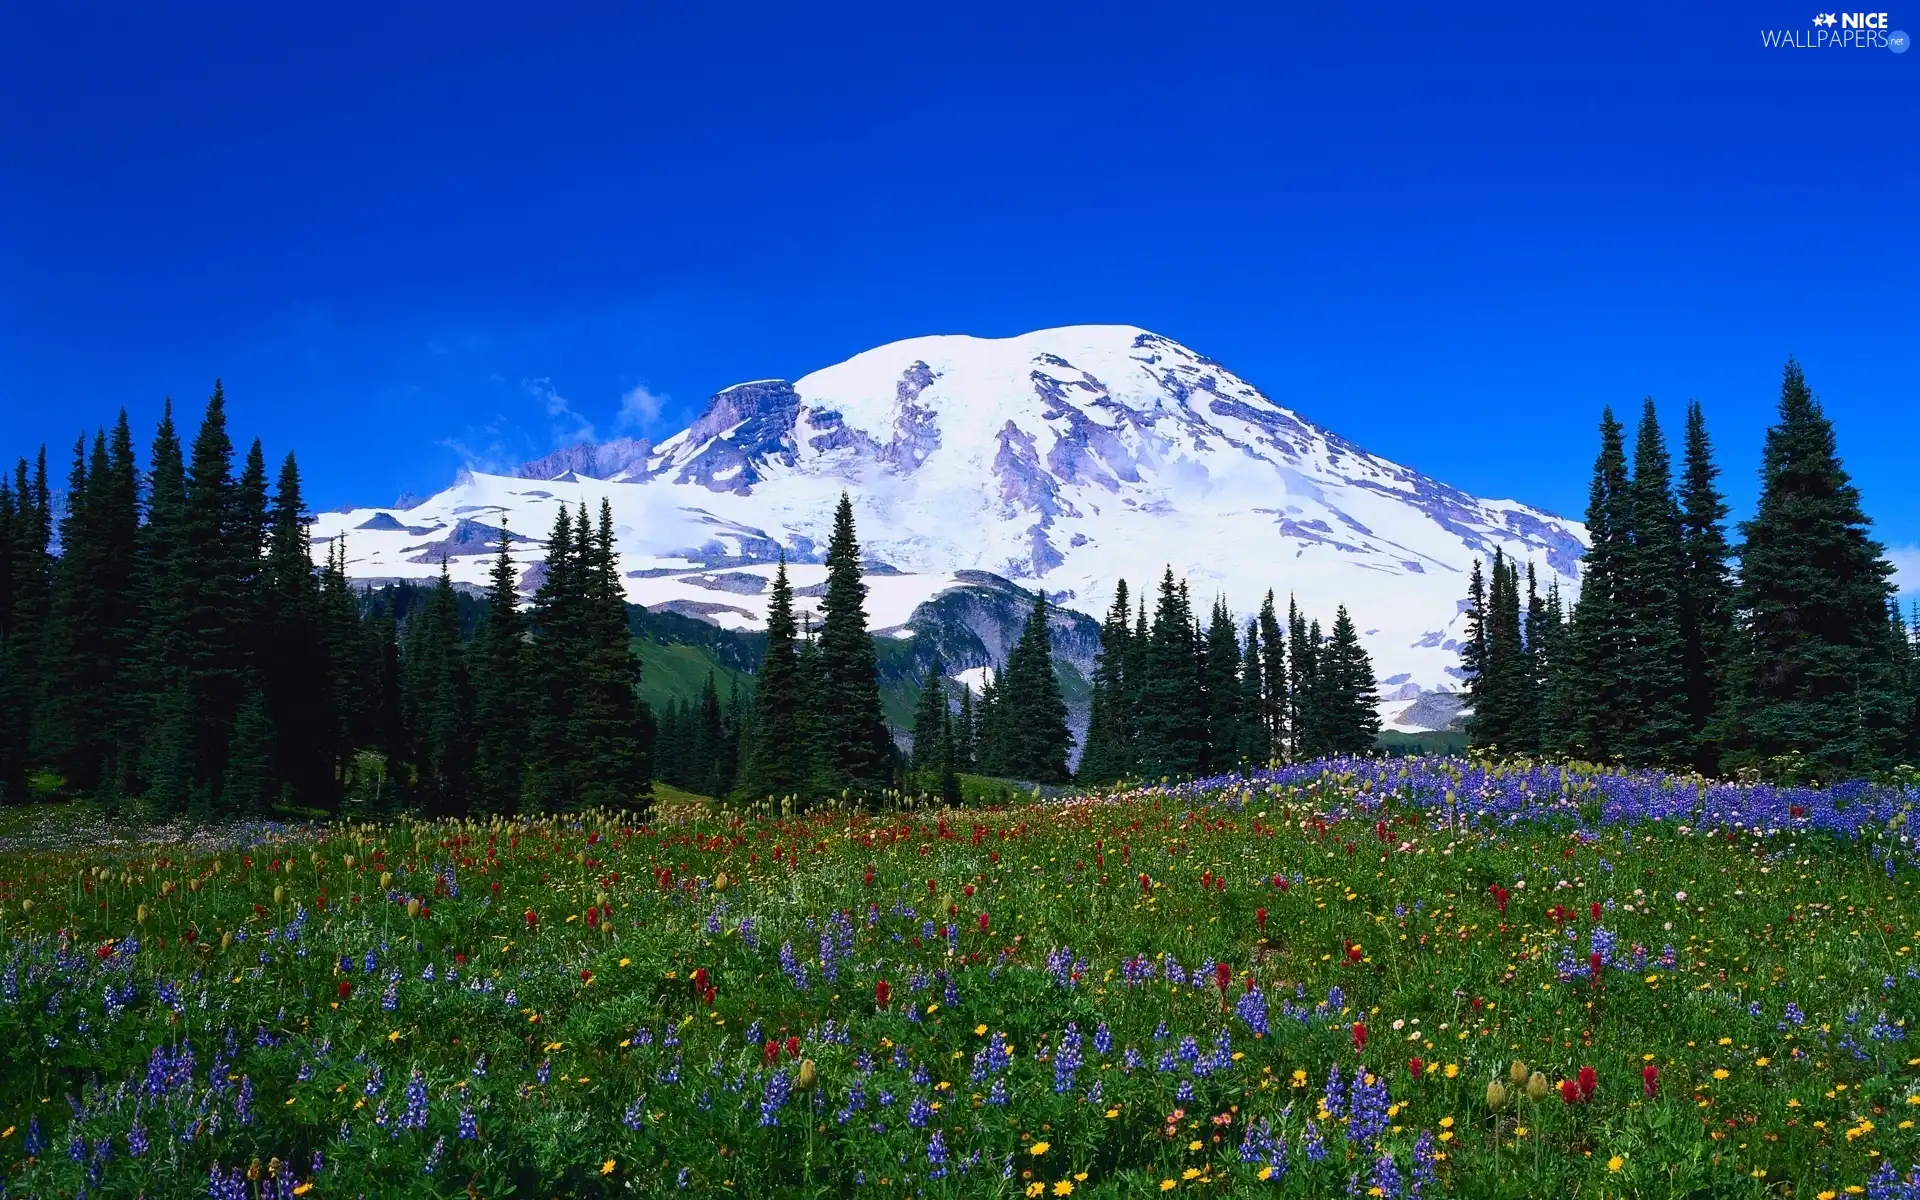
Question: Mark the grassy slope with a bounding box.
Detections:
[632,639,755,712]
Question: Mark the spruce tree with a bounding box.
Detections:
[43,434,106,791]
[954,683,976,774]
[1318,607,1380,753]
[0,474,29,803]
[567,500,648,811]
[1620,399,1690,765]
[975,669,1005,777]
[5,451,52,789]
[1678,400,1737,770]
[998,585,1072,783]
[1729,360,1906,778]
[1537,580,1576,757]
[260,453,331,807]
[794,615,838,801]
[739,556,805,803]
[471,525,528,816]
[817,494,892,798]
[136,401,192,807]
[1288,601,1323,758]
[403,567,474,817]
[937,707,963,807]
[1203,596,1243,771]
[1567,408,1633,762]
[1134,569,1207,778]
[1077,581,1133,785]
[1461,557,1492,749]
[1514,562,1544,754]
[910,657,947,777]
[1239,616,1269,765]
[222,687,275,816]
[182,384,247,809]
[1258,592,1287,760]
[526,505,584,808]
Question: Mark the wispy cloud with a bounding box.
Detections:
[1890,544,1920,599]
[616,383,670,434]
[524,377,596,446]
[435,418,526,476]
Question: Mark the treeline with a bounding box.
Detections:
[1073,571,1381,785]
[0,386,648,816]
[1463,360,1920,780]
[1,386,1400,818]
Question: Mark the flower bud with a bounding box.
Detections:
[380,871,393,889]
[1509,1060,1529,1085]
[274,885,286,905]
[407,898,422,918]
[795,1059,818,1092]
[222,931,233,950]
[713,872,731,893]
[1485,1080,1507,1110]
[1526,1071,1549,1102]
[19,899,31,914]
[136,904,148,925]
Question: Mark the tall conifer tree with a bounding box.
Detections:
[1620,399,1690,764]
[1729,360,1906,777]
[1678,400,1737,770]
[472,526,528,816]
[817,494,892,798]
[1567,408,1633,761]
[740,556,805,803]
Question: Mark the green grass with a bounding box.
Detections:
[2,762,1917,1197]
[632,638,755,711]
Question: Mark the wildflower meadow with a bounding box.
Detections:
[4,757,1920,1198]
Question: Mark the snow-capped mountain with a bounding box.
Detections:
[313,326,1586,726]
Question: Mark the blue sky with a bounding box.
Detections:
[2,1,1915,592]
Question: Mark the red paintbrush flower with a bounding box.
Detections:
[785,1036,801,1060]
[1560,1079,1580,1104]
[1352,1022,1367,1052]
[1578,1065,1597,1099]
[1256,906,1268,930]
[338,980,351,999]
[1214,962,1231,994]
[875,979,891,1008]
[525,909,538,927]
[1589,902,1603,921]
[1642,1064,1659,1096]
[1409,1056,1424,1078]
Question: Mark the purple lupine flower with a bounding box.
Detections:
[1410,1131,1436,1197]
[759,1070,792,1126]
[927,1129,949,1180]
[1236,987,1270,1037]
[1348,1068,1391,1144]
[1372,1151,1403,1198]
[401,1070,429,1131]
[1054,1022,1084,1094]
